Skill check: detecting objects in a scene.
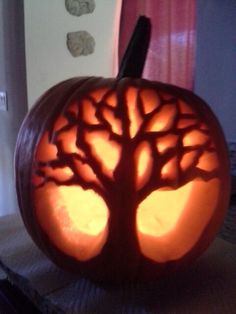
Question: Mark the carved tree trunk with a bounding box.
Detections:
[103,143,140,278]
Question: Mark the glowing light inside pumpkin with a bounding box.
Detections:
[183,130,208,147]
[147,104,177,132]
[33,86,221,263]
[34,184,109,261]
[161,157,178,180]
[137,182,194,237]
[136,178,220,262]
[135,141,153,189]
[85,131,121,177]
[140,89,160,114]
[156,134,178,154]
[102,107,122,135]
[126,87,143,138]
[58,186,108,235]
[57,126,79,153]
[36,133,57,161]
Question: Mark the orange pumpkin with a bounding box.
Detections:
[15,17,230,282]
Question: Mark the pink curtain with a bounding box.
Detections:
[119,0,196,90]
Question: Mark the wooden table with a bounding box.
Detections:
[0,206,235,313]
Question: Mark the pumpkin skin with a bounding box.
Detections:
[15,76,230,282]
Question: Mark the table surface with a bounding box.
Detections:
[0,198,235,314]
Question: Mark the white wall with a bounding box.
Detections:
[0,0,27,216]
[195,0,236,143]
[24,0,121,108]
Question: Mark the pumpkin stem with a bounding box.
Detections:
[117,16,151,79]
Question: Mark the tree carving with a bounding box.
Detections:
[32,81,220,260]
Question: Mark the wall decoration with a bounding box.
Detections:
[65,0,95,17]
[67,31,95,57]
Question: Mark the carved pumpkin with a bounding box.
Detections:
[15,17,230,282]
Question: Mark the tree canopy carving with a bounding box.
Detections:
[33,82,219,204]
